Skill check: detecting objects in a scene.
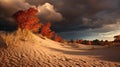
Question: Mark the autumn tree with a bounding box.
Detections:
[69,39,74,43]
[82,40,87,45]
[13,8,63,41]
[92,39,100,45]
[76,39,79,43]
[47,31,55,39]
[54,34,62,42]
[13,8,42,33]
[76,39,83,44]
[61,39,68,44]
[40,22,54,39]
[86,41,92,45]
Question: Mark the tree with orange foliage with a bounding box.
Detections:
[40,22,54,39]
[76,39,83,44]
[47,31,55,39]
[87,41,92,45]
[54,34,62,42]
[13,8,42,33]
[41,22,51,36]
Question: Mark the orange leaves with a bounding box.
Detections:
[87,41,92,45]
[13,10,26,24]
[41,22,50,36]
[45,22,51,28]
[13,8,41,33]
[47,31,55,39]
[31,23,42,32]
[54,34,62,42]
[41,22,54,39]
[27,8,38,16]
[40,22,63,41]
[13,7,63,42]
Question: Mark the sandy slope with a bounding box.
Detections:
[0,30,120,67]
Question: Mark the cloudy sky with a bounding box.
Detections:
[0,0,120,41]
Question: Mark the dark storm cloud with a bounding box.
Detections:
[27,0,104,23]
[0,0,33,23]
[53,0,120,32]
[27,0,120,32]
[0,0,120,40]
[1,0,120,31]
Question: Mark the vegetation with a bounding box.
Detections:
[0,29,36,46]
[40,22,54,39]
[4,7,120,45]
[68,39,114,46]
[13,8,42,33]
[13,8,64,42]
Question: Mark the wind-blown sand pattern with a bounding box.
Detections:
[0,30,120,67]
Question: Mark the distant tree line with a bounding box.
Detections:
[68,39,113,46]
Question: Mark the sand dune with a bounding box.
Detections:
[0,30,120,67]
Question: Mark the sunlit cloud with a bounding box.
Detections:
[37,3,63,22]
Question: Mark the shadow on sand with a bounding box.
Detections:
[0,36,7,48]
[46,46,120,62]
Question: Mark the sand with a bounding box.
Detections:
[0,30,120,67]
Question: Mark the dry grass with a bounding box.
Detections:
[0,29,37,47]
